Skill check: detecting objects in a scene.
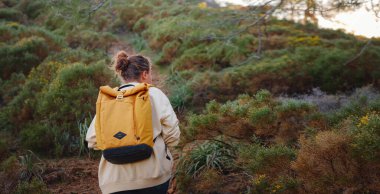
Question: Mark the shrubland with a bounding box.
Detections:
[0,0,379,193]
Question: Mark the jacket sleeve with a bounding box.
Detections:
[153,88,181,148]
[86,115,99,150]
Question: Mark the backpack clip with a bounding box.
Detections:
[116,91,125,100]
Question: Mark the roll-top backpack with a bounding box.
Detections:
[95,83,154,164]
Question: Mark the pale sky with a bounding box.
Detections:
[214,0,380,38]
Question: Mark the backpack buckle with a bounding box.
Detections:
[116,91,125,100]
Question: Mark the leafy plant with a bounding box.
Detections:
[19,150,44,181]
[178,140,237,178]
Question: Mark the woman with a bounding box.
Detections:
[86,51,181,194]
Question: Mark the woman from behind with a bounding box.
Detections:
[86,51,181,194]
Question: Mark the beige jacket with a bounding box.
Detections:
[86,82,181,194]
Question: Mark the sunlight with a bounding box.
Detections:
[215,0,380,38]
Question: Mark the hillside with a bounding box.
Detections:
[0,0,379,193]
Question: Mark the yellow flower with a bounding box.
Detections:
[359,114,369,126]
[253,174,266,185]
[6,22,19,28]
[198,2,207,9]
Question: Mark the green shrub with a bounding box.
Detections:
[18,150,44,181]
[125,33,150,53]
[37,62,114,134]
[20,124,55,154]
[351,112,380,161]
[65,30,117,50]
[113,2,154,31]
[0,155,18,171]
[238,143,296,177]
[77,115,97,157]
[16,0,46,19]
[1,59,116,156]
[288,36,321,47]
[184,90,324,144]
[0,36,49,79]
[15,178,49,194]
[178,140,236,177]
[249,174,299,194]
[0,72,26,105]
[250,106,275,125]
[166,72,193,111]
[327,90,380,126]
[0,8,24,21]
[156,40,181,65]
[185,113,218,141]
[0,22,17,41]
[0,61,67,133]
[177,139,237,193]
[0,155,20,194]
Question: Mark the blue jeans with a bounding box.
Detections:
[111,179,170,194]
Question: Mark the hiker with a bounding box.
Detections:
[86,51,181,194]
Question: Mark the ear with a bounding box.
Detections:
[141,70,148,81]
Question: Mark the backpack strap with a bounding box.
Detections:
[100,83,152,97]
[152,134,171,160]
[118,84,135,91]
[153,136,158,143]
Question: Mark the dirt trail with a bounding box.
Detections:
[44,157,101,194]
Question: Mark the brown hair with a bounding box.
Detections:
[113,51,151,82]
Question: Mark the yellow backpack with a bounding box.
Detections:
[95,83,154,164]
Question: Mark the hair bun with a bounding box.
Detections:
[115,51,129,72]
[117,51,128,60]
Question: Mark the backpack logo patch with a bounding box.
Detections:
[114,131,127,140]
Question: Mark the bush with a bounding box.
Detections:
[15,178,49,194]
[351,113,380,162]
[327,88,380,126]
[176,140,237,192]
[0,72,25,106]
[177,140,236,178]
[0,155,20,193]
[65,30,117,51]
[1,59,117,156]
[191,169,223,194]
[0,36,49,79]
[20,124,55,155]
[0,8,24,22]
[36,62,115,134]
[237,143,296,179]
[166,72,193,111]
[292,114,380,193]
[183,90,325,144]
[113,3,154,31]
[0,61,67,133]
[16,0,46,19]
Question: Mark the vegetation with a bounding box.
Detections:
[0,0,379,193]
[182,90,325,145]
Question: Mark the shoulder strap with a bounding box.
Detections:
[100,83,152,97]
[118,84,135,91]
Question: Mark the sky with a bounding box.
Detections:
[214,0,380,38]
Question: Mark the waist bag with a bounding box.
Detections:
[95,83,154,164]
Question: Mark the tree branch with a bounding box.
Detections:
[344,39,372,66]
[89,0,108,16]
